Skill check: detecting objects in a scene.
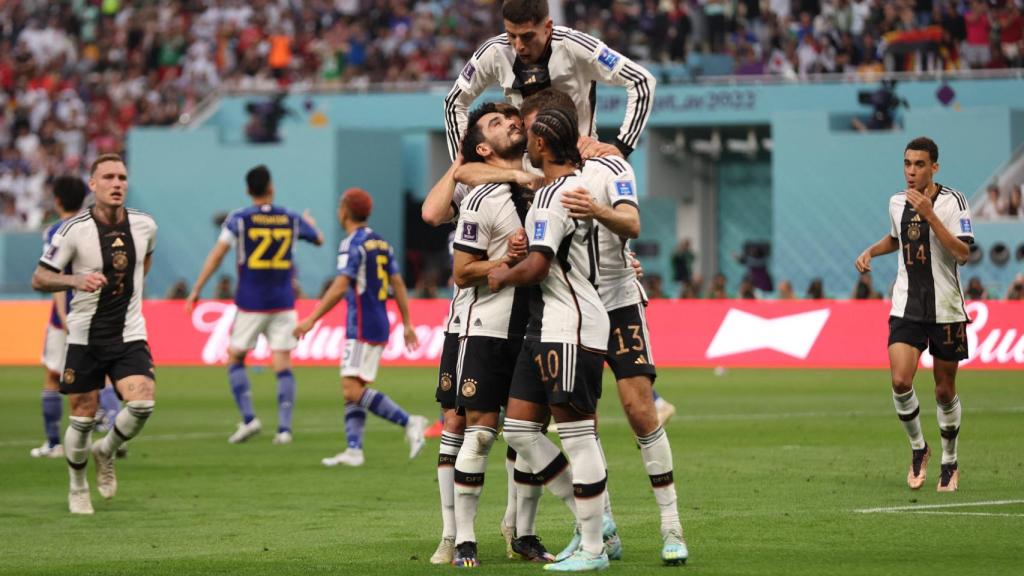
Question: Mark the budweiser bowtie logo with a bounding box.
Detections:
[705,308,831,360]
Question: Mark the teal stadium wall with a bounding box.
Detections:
[3,78,1023,298]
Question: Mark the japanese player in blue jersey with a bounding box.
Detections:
[186,165,324,445]
[294,187,428,467]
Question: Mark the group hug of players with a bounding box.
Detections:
[29,1,972,572]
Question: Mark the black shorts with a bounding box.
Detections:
[888,316,969,362]
[509,340,605,415]
[61,340,156,396]
[435,332,460,409]
[456,335,523,413]
[605,304,657,382]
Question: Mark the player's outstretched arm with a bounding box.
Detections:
[301,210,325,246]
[185,241,231,314]
[32,265,105,293]
[454,162,543,190]
[561,187,640,239]
[390,273,418,351]
[487,251,552,293]
[855,235,900,273]
[452,250,509,289]
[294,274,350,338]
[422,156,463,227]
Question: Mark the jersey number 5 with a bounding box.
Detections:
[376,255,390,301]
[248,228,293,270]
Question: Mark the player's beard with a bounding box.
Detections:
[495,133,527,161]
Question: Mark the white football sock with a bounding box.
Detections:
[454,425,496,545]
[893,389,926,450]
[65,416,94,491]
[638,426,682,535]
[936,395,961,465]
[558,420,605,556]
[438,431,463,539]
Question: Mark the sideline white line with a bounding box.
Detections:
[855,499,1024,513]
[902,511,1024,518]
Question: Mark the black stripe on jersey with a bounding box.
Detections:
[566,29,600,51]
[538,178,569,209]
[561,33,597,54]
[467,183,502,211]
[589,157,627,175]
[587,81,597,137]
[618,63,652,148]
[89,212,139,344]
[443,86,464,160]
[952,270,971,322]
[509,285,532,337]
[453,242,487,257]
[57,211,93,236]
[39,261,61,273]
[473,34,508,59]
[900,203,937,322]
[587,226,599,286]
[953,191,967,212]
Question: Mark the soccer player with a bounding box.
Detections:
[448,102,561,567]
[31,154,158,515]
[488,106,612,572]
[443,0,655,162]
[855,137,973,492]
[294,187,428,467]
[32,176,87,459]
[185,165,324,445]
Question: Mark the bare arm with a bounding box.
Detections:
[855,235,900,272]
[32,265,105,293]
[454,162,543,190]
[487,251,552,293]
[144,252,153,277]
[422,157,463,227]
[561,189,640,239]
[390,273,419,350]
[53,292,68,328]
[453,250,507,288]
[294,274,351,338]
[185,241,231,313]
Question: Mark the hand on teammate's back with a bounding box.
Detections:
[578,135,622,160]
[561,188,599,219]
[76,272,107,293]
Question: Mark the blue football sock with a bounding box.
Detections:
[276,369,296,433]
[344,402,366,450]
[99,384,121,420]
[359,388,409,427]
[41,390,62,447]
[228,364,255,424]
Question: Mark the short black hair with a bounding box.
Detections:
[502,0,548,24]
[246,165,271,197]
[53,175,87,212]
[521,88,574,120]
[530,105,581,168]
[905,137,939,163]
[461,102,520,163]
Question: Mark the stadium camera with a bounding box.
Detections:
[856,79,909,130]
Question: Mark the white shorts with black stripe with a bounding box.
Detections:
[340,340,384,383]
[42,324,67,373]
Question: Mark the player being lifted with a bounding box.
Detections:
[32,154,158,515]
[295,187,428,467]
[488,105,611,572]
[855,137,973,492]
[186,165,324,445]
[444,0,655,162]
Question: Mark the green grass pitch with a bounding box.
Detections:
[1,366,1021,575]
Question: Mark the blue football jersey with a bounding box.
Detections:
[337,226,398,343]
[220,204,319,311]
[42,220,72,329]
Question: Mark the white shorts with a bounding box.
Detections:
[340,340,383,383]
[41,324,67,373]
[230,310,298,352]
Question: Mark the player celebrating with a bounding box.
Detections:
[488,106,611,572]
[444,0,655,162]
[295,187,428,467]
[855,137,973,492]
[185,165,324,445]
[32,154,158,515]
[32,176,87,459]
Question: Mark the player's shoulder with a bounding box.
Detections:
[127,207,157,227]
[936,183,968,210]
[472,32,510,61]
[534,173,579,209]
[889,191,907,206]
[56,209,94,237]
[584,156,632,177]
[552,26,601,52]
[462,182,509,212]
[44,219,64,241]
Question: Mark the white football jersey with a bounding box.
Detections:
[443,183,473,335]
[580,156,645,311]
[39,208,157,346]
[888,184,974,323]
[444,26,656,160]
[453,183,531,339]
[524,173,609,351]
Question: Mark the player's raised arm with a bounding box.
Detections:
[443,37,503,160]
[454,162,542,190]
[422,155,464,226]
[564,29,656,157]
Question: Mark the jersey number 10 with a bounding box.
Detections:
[248,228,293,270]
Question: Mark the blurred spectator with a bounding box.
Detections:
[777,279,797,299]
[963,0,992,68]
[1007,273,1024,300]
[807,277,825,299]
[0,191,23,228]
[679,275,702,298]
[965,276,988,300]
[1007,185,1023,218]
[414,268,441,298]
[707,273,728,298]
[1000,3,1024,68]
[851,271,880,299]
[977,184,1007,219]
[738,275,757,299]
[644,274,665,299]
[671,238,695,285]
[736,241,773,293]
[166,280,189,299]
[214,274,234,300]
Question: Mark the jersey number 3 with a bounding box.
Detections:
[248,228,292,270]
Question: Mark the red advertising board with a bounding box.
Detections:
[3,299,1023,369]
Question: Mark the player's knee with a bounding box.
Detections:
[503,428,538,453]
[934,384,956,405]
[890,375,914,393]
[342,381,365,403]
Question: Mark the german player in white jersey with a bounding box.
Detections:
[444,0,655,162]
[488,105,611,573]
[856,137,973,493]
[32,154,158,515]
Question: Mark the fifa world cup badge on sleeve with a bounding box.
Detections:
[533,221,547,241]
[461,221,478,242]
[461,62,476,82]
[615,180,635,197]
[960,218,972,234]
[598,47,621,71]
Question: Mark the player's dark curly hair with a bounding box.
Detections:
[530,106,581,168]
[461,102,521,163]
[502,0,548,24]
[521,88,575,121]
[905,137,939,163]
